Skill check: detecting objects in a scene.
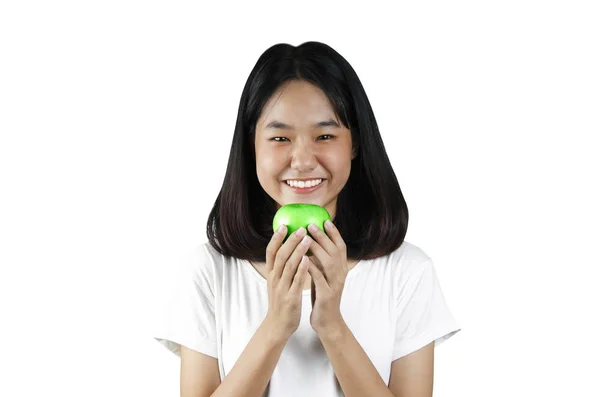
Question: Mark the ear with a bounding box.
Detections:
[351,143,358,160]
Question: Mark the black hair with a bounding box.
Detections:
[207,41,409,262]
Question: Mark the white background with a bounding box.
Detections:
[1,1,599,396]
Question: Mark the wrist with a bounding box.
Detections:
[315,317,347,342]
[262,315,294,344]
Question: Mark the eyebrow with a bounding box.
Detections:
[264,119,341,129]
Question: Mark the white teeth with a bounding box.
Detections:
[286,178,323,188]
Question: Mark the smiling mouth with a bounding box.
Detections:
[282,179,326,193]
[284,178,324,188]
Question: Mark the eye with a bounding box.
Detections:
[270,135,334,142]
[318,135,334,140]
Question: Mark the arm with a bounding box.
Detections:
[192,226,309,397]
[208,315,288,397]
[319,320,435,397]
[388,342,434,397]
[319,319,396,397]
[303,222,433,396]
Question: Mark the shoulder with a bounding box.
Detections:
[373,240,432,273]
[375,240,435,290]
[358,240,432,288]
[179,241,226,282]
[391,240,430,262]
[185,241,252,283]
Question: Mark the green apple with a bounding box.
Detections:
[273,203,331,244]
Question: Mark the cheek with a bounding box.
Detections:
[256,152,285,181]
[324,150,352,175]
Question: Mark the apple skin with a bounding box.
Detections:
[272,203,332,243]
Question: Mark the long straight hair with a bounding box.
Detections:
[207,41,409,262]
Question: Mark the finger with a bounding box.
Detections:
[306,257,330,291]
[306,236,329,265]
[266,225,287,273]
[305,236,332,280]
[305,250,329,285]
[323,220,347,258]
[291,255,310,293]
[273,227,307,280]
[280,235,311,287]
[307,223,337,256]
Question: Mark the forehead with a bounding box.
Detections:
[257,80,338,128]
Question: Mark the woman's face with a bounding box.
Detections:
[254,79,356,220]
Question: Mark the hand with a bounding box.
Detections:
[264,225,312,340]
[304,220,349,336]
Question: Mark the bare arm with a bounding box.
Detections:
[210,316,287,397]
[318,320,396,397]
[180,315,289,397]
[318,320,435,397]
[181,226,310,397]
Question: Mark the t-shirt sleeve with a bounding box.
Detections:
[153,245,218,358]
[392,258,461,361]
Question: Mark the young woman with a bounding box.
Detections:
[155,41,461,397]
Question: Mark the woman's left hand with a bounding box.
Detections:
[305,220,349,336]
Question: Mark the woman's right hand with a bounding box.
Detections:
[264,225,312,340]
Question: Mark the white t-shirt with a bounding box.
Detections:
[153,240,461,396]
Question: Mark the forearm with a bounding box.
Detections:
[319,320,395,397]
[211,316,288,397]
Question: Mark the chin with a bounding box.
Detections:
[284,196,322,205]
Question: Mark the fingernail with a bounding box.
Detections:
[295,227,306,236]
[308,224,318,232]
[278,225,286,234]
[325,220,333,229]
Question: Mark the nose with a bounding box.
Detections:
[290,140,317,172]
